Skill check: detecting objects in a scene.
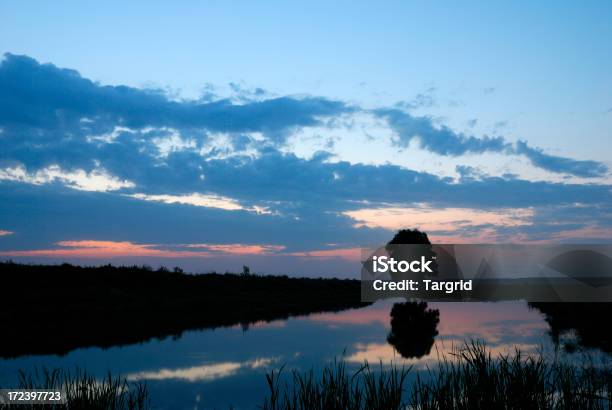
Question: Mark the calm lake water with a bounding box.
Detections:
[0,300,595,409]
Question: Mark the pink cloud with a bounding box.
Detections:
[185,244,285,255]
[0,240,285,258]
[526,226,612,244]
[287,247,362,261]
[1,240,365,265]
[344,205,533,233]
[0,230,13,236]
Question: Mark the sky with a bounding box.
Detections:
[0,1,611,276]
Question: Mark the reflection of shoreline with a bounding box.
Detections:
[0,261,369,358]
[529,302,612,353]
[3,299,600,410]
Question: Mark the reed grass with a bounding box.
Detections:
[4,342,610,409]
[0,368,149,410]
[262,341,612,410]
[262,359,409,410]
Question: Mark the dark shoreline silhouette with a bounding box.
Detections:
[529,302,612,354]
[0,261,369,358]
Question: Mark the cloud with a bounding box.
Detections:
[0,53,352,157]
[0,230,13,236]
[287,247,362,261]
[493,120,508,130]
[0,240,285,258]
[0,53,611,260]
[374,108,511,155]
[1,152,609,255]
[514,140,608,178]
[0,164,134,192]
[344,205,533,232]
[395,91,436,110]
[127,192,272,214]
[194,149,611,209]
[1,53,606,186]
[185,243,285,255]
[0,183,391,254]
[375,108,608,178]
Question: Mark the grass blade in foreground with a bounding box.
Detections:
[262,341,612,410]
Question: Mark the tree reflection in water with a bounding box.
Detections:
[387,301,440,359]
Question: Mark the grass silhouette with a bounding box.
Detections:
[0,368,148,410]
[262,341,612,410]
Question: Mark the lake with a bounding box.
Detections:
[0,300,603,409]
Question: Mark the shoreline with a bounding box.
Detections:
[0,261,368,358]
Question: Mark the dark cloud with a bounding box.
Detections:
[375,108,608,178]
[515,141,608,179]
[0,182,389,252]
[1,53,607,179]
[374,108,511,155]
[0,53,351,143]
[194,150,612,210]
[1,53,611,255]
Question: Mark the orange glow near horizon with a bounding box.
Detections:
[0,239,362,261]
[0,240,286,258]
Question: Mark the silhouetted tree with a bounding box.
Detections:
[383,230,441,358]
[387,229,432,245]
[385,229,438,280]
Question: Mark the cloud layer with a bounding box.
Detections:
[0,54,610,272]
[375,108,608,178]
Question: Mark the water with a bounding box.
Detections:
[0,301,586,409]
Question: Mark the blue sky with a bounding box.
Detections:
[0,1,611,275]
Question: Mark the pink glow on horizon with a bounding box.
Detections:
[287,247,362,261]
[185,243,285,255]
[0,240,286,258]
[305,301,546,339]
[344,206,533,232]
[519,226,612,244]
